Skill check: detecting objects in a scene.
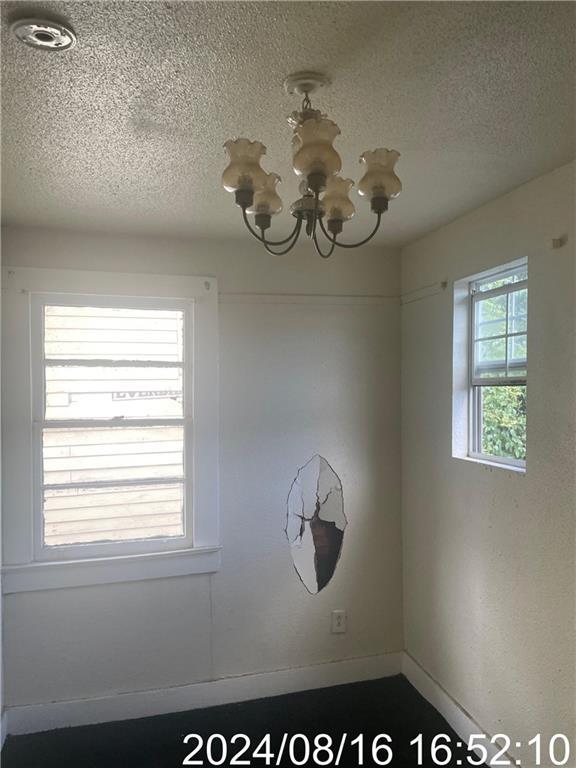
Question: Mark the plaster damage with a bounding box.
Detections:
[285,455,346,594]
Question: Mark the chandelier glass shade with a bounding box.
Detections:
[247,172,283,216]
[221,76,402,258]
[358,149,402,200]
[322,176,355,221]
[221,138,268,193]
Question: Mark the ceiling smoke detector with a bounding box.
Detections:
[11,18,76,51]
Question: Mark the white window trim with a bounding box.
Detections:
[452,258,528,473]
[2,267,220,592]
[31,293,194,562]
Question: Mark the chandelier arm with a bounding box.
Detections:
[312,192,321,239]
[241,208,301,246]
[317,216,336,244]
[260,217,303,255]
[312,229,337,259]
[318,212,383,248]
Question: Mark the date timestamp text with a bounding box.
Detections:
[182,732,571,766]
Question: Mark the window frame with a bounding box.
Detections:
[2,267,220,592]
[467,262,528,469]
[31,293,194,561]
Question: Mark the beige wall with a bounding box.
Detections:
[401,162,575,766]
[2,162,574,753]
[0,235,3,741]
[1,226,403,705]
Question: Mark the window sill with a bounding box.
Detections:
[2,546,221,594]
[453,455,526,474]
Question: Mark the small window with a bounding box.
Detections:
[469,262,527,467]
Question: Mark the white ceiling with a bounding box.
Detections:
[1,1,575,246]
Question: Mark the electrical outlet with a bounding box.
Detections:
[331,609,347,634]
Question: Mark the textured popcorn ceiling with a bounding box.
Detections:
[1,1,575,245]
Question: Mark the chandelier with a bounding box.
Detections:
[222,72,402,258]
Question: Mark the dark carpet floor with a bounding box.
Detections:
[2,675,482,767]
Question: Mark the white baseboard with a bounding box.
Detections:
[402,652,502,762]
[6,652,402,736]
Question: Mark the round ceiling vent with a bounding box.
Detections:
[11,18,76,51]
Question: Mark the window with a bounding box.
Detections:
[468,262,528,467]
[35,299,190,555]
[2,269,219,591]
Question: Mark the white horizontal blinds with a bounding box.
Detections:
[42,305,186,547]
[471,268,527,386]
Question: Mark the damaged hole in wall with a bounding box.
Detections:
[285,455,346,594]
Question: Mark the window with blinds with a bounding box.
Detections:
[469,263,527,466]
[37,301,190,550]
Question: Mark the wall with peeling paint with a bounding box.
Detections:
[1,226,403,705]
[401,162,575,765]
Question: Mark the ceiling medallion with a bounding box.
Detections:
[222,71,401,258]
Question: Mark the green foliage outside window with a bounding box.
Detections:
[481,385,526,460]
